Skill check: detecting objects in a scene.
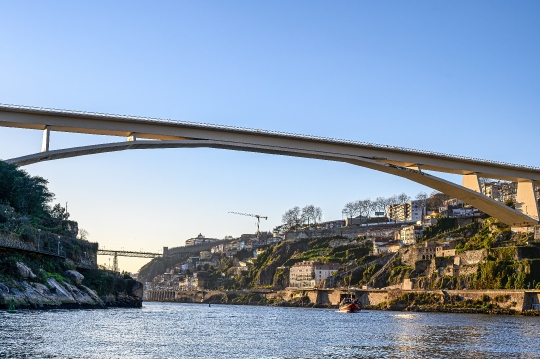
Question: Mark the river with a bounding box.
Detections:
[1,303,539,358]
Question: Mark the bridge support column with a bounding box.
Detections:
[516,179,539,221]
[462,173,481,193]
[41,126,50,152]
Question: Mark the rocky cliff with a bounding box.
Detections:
[0,250,143,310]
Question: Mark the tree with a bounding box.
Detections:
[415,191,428,218]
[313,207,323,224]
[0,160,54,217]
[358,199,372,222]
[282,206,302,231]
[50,203,70,220]
[342,201,360,219]
[374,197,387,223]
[301,205,314,226]
[78,228,89,241]
[397,192,411,204]
[367,199,377,221]
[301,205,323,226]
[427,191,451,211]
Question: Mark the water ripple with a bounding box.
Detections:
[1,303,539,358]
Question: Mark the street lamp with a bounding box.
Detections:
[57,236,61,256]
[37,229,41,251]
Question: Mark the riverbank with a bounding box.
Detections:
[0,249,143,310]
[144,287,540,315]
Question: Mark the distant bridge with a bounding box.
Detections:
[97,249,161,272]
[1,104,539,227]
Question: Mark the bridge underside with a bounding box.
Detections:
[5,139,539,227]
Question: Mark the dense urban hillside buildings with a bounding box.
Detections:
[147,190,526,292]
[481,180,540,203]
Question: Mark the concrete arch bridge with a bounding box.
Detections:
[0,104,539,227]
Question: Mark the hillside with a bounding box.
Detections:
[352,218,540,291]
[0,160,143,309]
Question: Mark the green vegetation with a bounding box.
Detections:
[245,237,373,288]
[421,218,457,240]
[470,258,540,290]
[455,218,511,252]
[80,269,139,297]
[0,160,97,263]
[0,249,71,286]
[0,161,53,218]
[387,264,414,284]
[283,240,371,266]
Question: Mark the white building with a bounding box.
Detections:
[387,200,425,222]
[399,225,424,245]
[451,208,475,217]
[289,261,341,288]
[185,233,219,246]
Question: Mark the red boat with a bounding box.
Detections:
[338,296,362,313]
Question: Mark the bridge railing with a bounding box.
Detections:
[0,235,63,258]
[0,235,98,269]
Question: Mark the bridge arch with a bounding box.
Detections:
[5,138,538,227]
[0,104,538,227]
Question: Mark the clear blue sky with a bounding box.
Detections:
[1,1,539,272]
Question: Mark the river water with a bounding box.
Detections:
[1,303,539,358]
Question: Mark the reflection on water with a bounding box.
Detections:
[1,303,539,359]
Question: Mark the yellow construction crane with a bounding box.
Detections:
[229,211,268,237]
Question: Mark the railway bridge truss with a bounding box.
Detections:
[97,249,161,272]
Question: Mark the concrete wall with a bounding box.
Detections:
[356,290,389,306]
[144,288,540,312]
[447,289,526,311]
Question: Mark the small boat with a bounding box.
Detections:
[7,300,17,314]
[338,299,362,313]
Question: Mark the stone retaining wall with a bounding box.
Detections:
[144,288,540,312]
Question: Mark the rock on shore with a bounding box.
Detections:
[0,269,144,310]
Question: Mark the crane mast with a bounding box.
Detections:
[228,211,268,237]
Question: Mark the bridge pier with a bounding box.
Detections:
[462,173,481,192]
[516,179,539,221]
[41,126,50,152]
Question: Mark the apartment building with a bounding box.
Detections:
[289,261,341,288]
[387,200,425,222]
